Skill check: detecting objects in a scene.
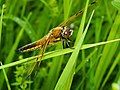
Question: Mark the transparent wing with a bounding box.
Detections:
[22,35,51,81]
[34,35,51,78]
[58,1,96,27]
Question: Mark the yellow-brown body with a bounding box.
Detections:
[16,26,73,52]
[16,1,96,53]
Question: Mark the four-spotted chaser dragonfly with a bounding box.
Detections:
[16,1,96,79]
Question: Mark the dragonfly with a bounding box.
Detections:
[16,1,96,79]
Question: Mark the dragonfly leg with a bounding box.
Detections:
[65,40,70,48]
[34,51,43,78]
[68,38,73,42]
[62,39,70,48]
[34,58,42,78]
[62,41,65,49]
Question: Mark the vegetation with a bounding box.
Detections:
[0,0,120,90]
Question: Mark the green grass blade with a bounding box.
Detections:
[0,13,32,89]
[4,15,37,41]
[0,38,120,70]
[0,4,5,47]
[63,0,73,21]
[0,61,11,90]
[94,11,120,90]
[101,52,120,89]
[75,48,98,73]
[54,2,94,90]
[112,0,120,9]
[41,46,64,90]
[74,0,90,45]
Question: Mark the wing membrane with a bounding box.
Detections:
[58,1,96,27]
[22,35,51,81]
[34,34,51,78]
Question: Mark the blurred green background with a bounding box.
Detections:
[0,0,120,90]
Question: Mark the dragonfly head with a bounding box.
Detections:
[62,26,73,39]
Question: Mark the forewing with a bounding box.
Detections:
[58,1,96,27]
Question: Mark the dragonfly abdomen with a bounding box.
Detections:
[16,40,44,52]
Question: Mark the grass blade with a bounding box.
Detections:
[94,11,120,90]
[0,61,11,90]
[0,39,120,70]
[54,1,94,89]
[0,13,32,89]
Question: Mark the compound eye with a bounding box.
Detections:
[64,31,68,35]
